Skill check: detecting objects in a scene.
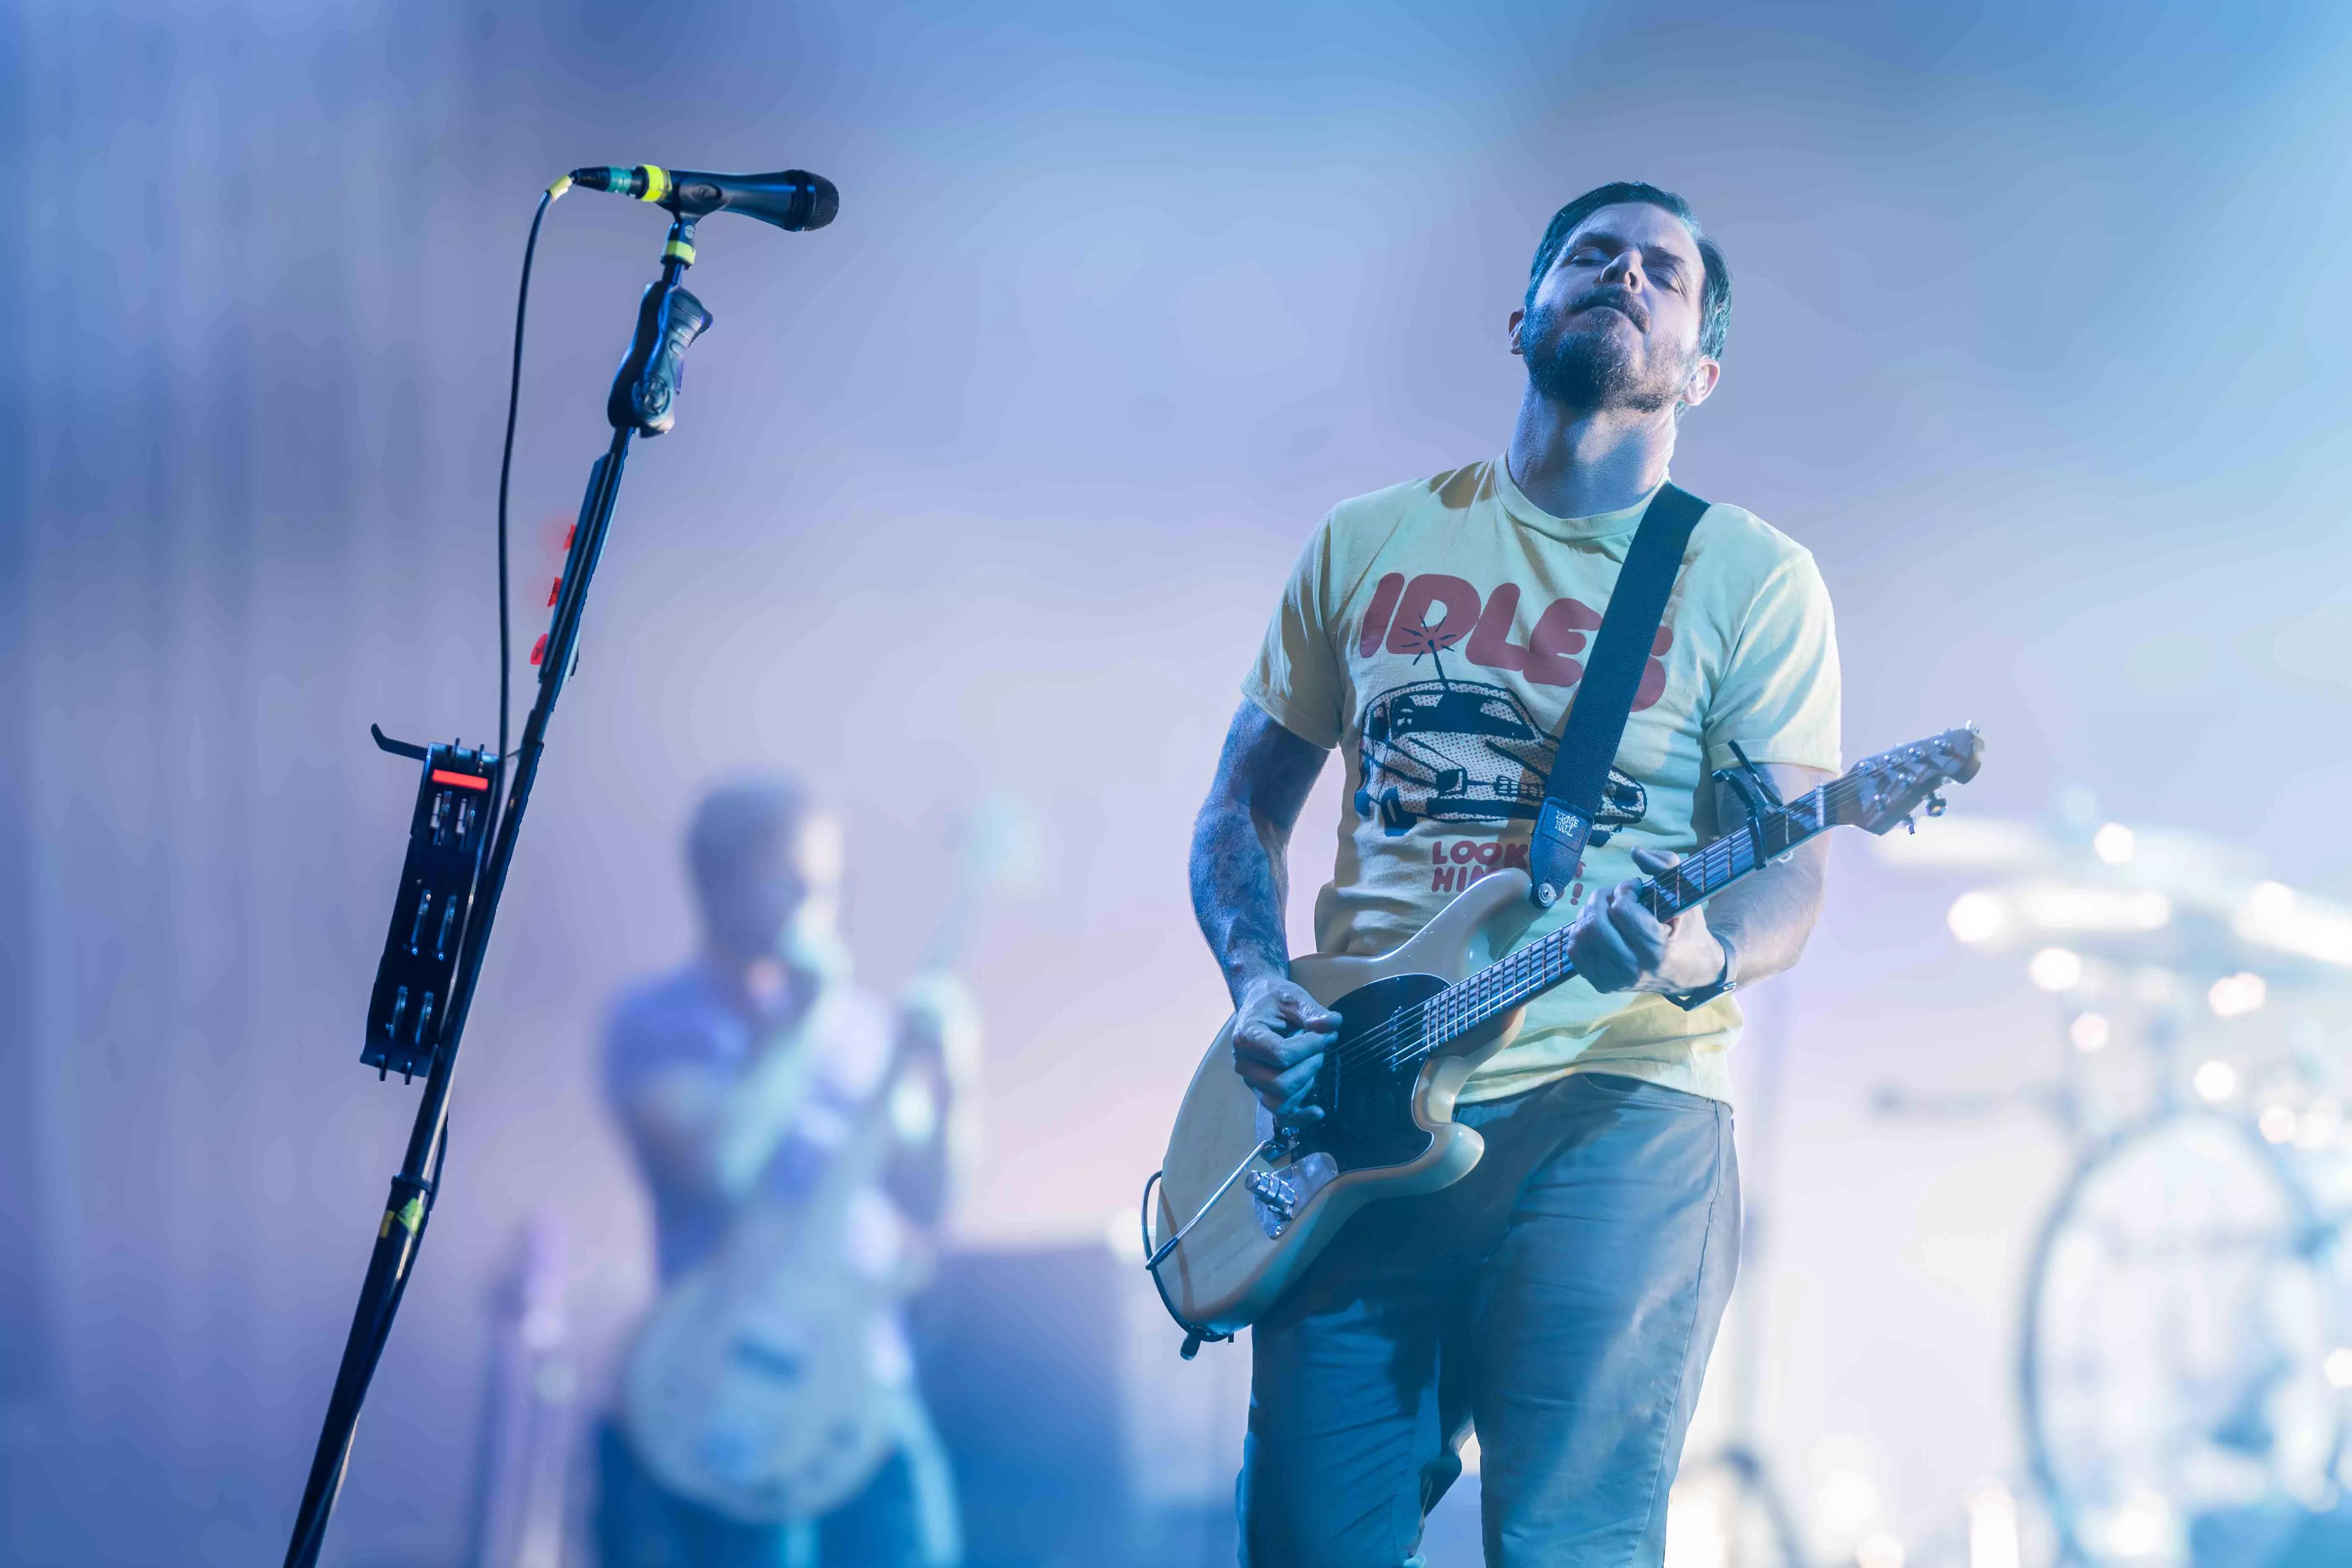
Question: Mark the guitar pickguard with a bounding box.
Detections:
[1247,970,1452,1241]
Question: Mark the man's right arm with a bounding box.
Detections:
[1189,700,1343,1114]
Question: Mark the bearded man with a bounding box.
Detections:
[1189,182,1841,1565]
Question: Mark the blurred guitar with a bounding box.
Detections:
[1146,727,1985,1344]
[620,800,1032,1521]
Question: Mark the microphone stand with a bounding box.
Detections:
[282,216,708,1568]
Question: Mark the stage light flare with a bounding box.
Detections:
[2192,1059,2239,1103]
[2022,887,2170,933]
[2261,1105,2299,1144]
[2069,1012,2110,1053]
[1663,1487,1729,1568]
[2103,1489,2175,1558]
[2028,947,2084,992]
[2206,971,2267,1019]
[1103,1206,1144,1261]
[1967,1480,2021,1568]
[2092,822,2136,864]
[1815,1468,1880,1541]
[1948,891,2008,946]
[2326,1348,2352,1390]
[1858,1530,1907,1568]
[2234,879,2352,969]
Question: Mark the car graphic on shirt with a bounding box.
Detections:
[1351,677,1648,839]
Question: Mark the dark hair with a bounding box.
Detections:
[1526,182,1731,360]
[687,776,807,884]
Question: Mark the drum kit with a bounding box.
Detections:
[1869,788,2352,1568]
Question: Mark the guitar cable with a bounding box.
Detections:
[1138,1170,1235,1358]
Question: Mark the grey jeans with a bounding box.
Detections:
[1238,1072,1740,1568]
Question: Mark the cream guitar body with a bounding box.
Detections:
[1149,868,1537,1337]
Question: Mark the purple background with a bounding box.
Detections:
[5,1,2350,1561]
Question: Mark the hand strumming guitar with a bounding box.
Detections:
[1229,974,1342,1117]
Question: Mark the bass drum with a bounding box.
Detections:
[2021,1108,2346,1568]
[619,1196,909,1523]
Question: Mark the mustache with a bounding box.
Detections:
[1567,287,1648,332]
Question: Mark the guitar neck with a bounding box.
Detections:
[1419,776,1852,1055]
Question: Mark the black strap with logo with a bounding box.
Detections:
[1526,481,1709,909]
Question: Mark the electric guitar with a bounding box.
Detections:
[621,803,1029,1521]
[1146,726,1985,1344]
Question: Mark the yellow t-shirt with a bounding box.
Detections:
[1243,456,1841,1105]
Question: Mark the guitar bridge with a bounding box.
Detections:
[1247,1153,1337,1239]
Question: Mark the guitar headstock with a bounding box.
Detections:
[1831,726,1986,835]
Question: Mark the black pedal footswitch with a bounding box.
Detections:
[363,730,496,1081]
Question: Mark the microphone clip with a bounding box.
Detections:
[607,245,714,436]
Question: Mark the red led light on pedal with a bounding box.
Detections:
[429,769,490,791]
[530,633,548,666]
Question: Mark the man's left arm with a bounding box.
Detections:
[1567,763,1832,997]
[1570,544,1842,998]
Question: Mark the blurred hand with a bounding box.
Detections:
[1228,974,1342,1116]
[1567,847,1729,995]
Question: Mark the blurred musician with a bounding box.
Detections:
[594,778,967,1568]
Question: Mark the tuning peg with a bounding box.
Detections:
[1926,792,1948,817]
[1903,813,1918,835]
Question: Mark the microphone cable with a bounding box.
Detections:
[494,176,572,821]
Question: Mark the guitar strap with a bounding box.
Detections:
[1526,481,1709,909]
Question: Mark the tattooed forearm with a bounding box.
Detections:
[1190,702,1330,1004]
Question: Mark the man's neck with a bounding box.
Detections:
[1505,391,1679,519]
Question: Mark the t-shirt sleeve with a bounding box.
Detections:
[1241,515,1347,751]
[602,981,712,1106]
[1702,550,1842,774]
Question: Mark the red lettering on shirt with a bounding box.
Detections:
[1636,627,1674,707]
[1364,579,1669,707]
[1358,573,1406,657]
[1386,575,1481,656]
[1466,585,1529,672]
[1524,596,1603,686]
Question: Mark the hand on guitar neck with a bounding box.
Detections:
[1566,759,1833,998]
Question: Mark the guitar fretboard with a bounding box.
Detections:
[1392,772,1875,1066]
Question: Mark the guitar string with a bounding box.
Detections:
[1307,769,1881,1078]
[1350,814,1800,1074]
[1366,759,1936,1071]
[1320,768,1863,1079]
[1306,745,1948,1085]
[1363,772,1864,1072]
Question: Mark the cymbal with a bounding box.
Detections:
[1871,814,2352,986]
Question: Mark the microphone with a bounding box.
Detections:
[563,165,839,231]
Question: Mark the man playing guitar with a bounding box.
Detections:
[595,779,963,1568]
[1190,182,1841,1565]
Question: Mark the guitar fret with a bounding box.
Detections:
[1413,783,1852,1061]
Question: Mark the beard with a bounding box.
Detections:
[1522,290,1688,415]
